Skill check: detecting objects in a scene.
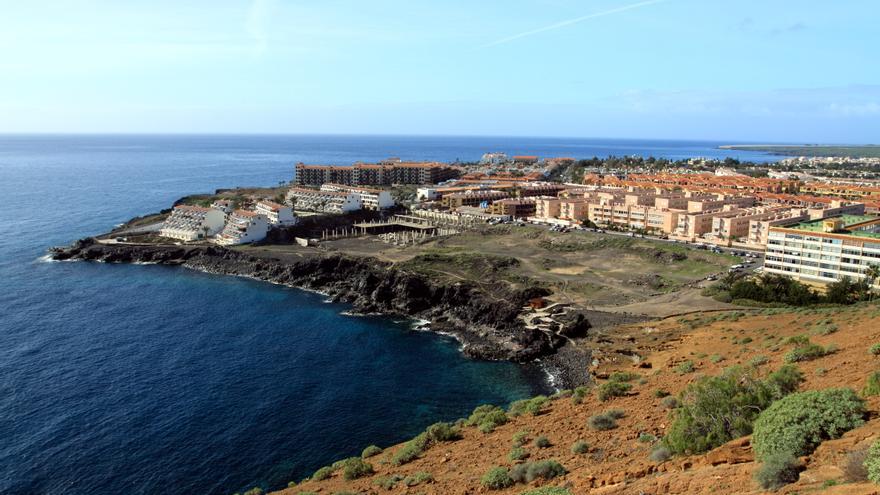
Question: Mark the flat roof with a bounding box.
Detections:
[784,214,880,239]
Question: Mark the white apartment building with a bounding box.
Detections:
[286,187,363,213]
[159,205,226,242]
[255,200,298,226]
[214,210,270,245]
[764,215,880,287]
[320,184,394,210]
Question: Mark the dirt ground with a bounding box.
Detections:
[274,303,880,495]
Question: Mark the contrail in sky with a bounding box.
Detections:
[482,0,668,48]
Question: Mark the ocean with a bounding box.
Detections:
[0,135,777,495]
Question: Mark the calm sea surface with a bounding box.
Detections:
[0,135,776,494]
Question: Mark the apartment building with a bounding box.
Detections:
[286,187,363,213]
[215,210,270,246]
[294,161,460,187]
[764,215,880,287]
[255,200,298,226]
[320,184,395,210]
[489,198,538,218]
[159,205,226,242]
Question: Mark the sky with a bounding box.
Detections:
[0,0,878,142]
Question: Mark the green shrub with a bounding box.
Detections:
[649,446,671,462]
[534,435,551,448]
[311,465,335,481]
[864,371,880,397]
[518,488,572,495]
[391,434,428,466]
[609,371,640,382]
[784,342,829,363]
[403,471,433,486]
[571,440,589,454]
[709,354,725,363]
[864,440,880,483]
[675,360,695,374]
[606,408,626,419]
[750,355,770,367]
[361,444,382,458]
[785,334,810,345]
[639,433,657,443]
[508,446,529,461]
[752,388,866,461]
[661,396,680,409]
[754,452,801,490]
[512,429,529,447]
[340,457,373,480]
[571,386,590,405]
[509,396,549,417]
[588,413,618,430]
[467,404,508,433]
[870,344,880,356]
[372,475,401,489]
[598,381,632,401]
[653,389,670,398]
[663,366,802,455]
[509,460,566,483]
[424,422,461,443]
[481,466,514,490]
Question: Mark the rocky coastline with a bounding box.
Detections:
[51,238,595,387]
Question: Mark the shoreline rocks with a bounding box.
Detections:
[51,239,594,387]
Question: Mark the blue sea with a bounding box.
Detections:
[0,135,777,495]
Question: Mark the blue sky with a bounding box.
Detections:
[1,0,878,142]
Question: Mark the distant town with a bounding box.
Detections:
[116,151,880,293]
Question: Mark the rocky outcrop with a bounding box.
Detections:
[51,239,572,366]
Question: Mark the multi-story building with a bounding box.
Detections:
[159,205,226,242]
[210,199,235,215]
[215,210,270,245]
[294,161,460,187]
[320,184,395,210]
[489,198,538,218]
[286,187,363,213]
[255,200,298,226]
[441,190,508,208]
[764,215,880,287]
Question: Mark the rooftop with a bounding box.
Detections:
[785,214,880,239]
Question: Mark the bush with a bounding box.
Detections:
[864,441,880,483]
[509,446,529,461]
[512,430,529,447]
[639,433,657,443]
[649,446,671,462]
[403,471,433,486]
[571,386,589,405]
[871,344,880,356]
[609,371,640,382]
[598,381,632,401]
[784,342,829,363]
[481,466,514,490]
[509,396,549,417]
[311,466,335,481]
[510,460,566,483]
[661,396,680,409]
[361,445,382,458]
[750,355,770,367]
[534,435,551,448]
[588,413,618,430]
[391,434,428,466]
[467,404,508,433]
[424,422,461,443]
[341,457,373,480]
[675,360,695,374]
[373,475,401,490]
[606,408,626,419]
[752,388,866,461]
[864,371,880,397]
[571,440,589,454]
[653,389,670,398]
[664,366,802,455]
[519,489,572,495]
[755,452,801,490]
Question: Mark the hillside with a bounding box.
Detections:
[274,303,880,495]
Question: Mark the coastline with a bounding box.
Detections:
[50,238,596,389]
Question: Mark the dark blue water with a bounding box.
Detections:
[0,135,776,495]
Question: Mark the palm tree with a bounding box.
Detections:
[865,263,880,300]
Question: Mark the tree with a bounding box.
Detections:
[865,264,880,301]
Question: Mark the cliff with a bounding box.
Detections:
[51,239,584,366]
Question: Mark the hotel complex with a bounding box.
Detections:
[764,216,880,288]
[214,210,270,246]
[294,160,460,187]
[159,205,226,242]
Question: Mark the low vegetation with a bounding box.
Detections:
[481,467,513,490]
[465,404,509,433]
[509,460,567,483]
[663,365,803,454]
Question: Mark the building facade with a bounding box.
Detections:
[159,205,226,242]
[255,200,298,226]
[215,210,270,245]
